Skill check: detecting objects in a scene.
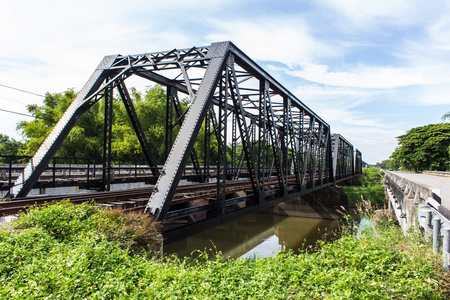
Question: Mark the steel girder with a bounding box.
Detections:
[11,41,356,224]
[355,149,363,175]
[117,81,160,177]
[11,55,122,197]
[102,83,114,191]
[144,42,335,220]
[331,133,355,181]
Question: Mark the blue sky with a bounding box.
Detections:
[1,0,449,164]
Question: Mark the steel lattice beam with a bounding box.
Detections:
[11,41,361,233]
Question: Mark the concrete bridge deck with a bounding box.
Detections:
[390,171,450,209]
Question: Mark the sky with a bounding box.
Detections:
[1,0,450,165]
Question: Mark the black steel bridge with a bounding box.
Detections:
[4,41,362,242]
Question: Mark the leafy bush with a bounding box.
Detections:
[12,200,161,253]
[13,200,100,242]
[1,201,448,299]
[342,167,387,207]
[360,167,384,187]
[342,185,386,207]
[98,209,162,256]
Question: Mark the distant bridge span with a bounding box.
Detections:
[9,41,361,239]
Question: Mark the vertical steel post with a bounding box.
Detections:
[8,157,12,188]
[425,211,432,240]
[86,159,90,186]
[102,83,113,191]
[216,69,228,216]
[165,86,175,161]
[443,227,450,271]
[52,157,56,186]
[433,218,441,254]
[203,108,211,182]
[258,79,267,201]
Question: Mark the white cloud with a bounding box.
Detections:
[206,17,340,67]
[1,0,448,165]
[320,0,439,30]
[292,84,379,110]
[427,17,450,51]
[287,63,450,89]
[415,85,450,106]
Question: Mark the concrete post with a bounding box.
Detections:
[433,218,441,254]
[443,227,450,272]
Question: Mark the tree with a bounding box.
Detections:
[17,89,104,160]
[442,112,450,121]
[0,133,24,163]
[376,159,399,170]
[15,86,194,165]
[391,123,450,171]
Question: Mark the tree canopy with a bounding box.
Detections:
[391,123,450,171]
[17,89,104,159]
[0,134,24,163]
[376,159,398,170]
[12,85,216,165]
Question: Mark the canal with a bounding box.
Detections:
[164,204,341,259]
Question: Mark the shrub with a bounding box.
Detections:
[98,209,162,256]
[12,200,162,255]
[12,200,100,242]
[1,197,447,299]
[342,167,386,207]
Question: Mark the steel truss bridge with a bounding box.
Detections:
[8,41,362,241]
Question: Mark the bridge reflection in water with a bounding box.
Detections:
[164,197,340,259]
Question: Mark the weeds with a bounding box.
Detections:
[98,209,162,256]
[10,200,162,254]
[341,167,386,207]
[0,198,448,299]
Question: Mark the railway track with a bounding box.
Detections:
[1,175,323,243]
[0,178,273,216]
[0,176,307,234]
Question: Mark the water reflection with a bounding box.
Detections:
[164,207,340,259]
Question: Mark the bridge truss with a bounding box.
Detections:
[10,41,361,240]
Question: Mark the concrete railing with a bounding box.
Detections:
[384,170,450,271]
[423,170,450,177]
[384,171,440,232]
[417,204,450,271]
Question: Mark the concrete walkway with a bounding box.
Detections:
[391,171,450,209]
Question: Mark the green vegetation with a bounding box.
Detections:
[8,85,221,165]
[1,199,448,299]
[0,133,24,163]
[390,123,450,172]
[341,167,386,207]
[13,86,202,164]
[376,158,398,170]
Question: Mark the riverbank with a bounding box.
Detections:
[1,200,448,299]
[340,167,386,208]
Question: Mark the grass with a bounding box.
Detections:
[1,200,449,299]
[341,167,387,207]
[342,184,386,207]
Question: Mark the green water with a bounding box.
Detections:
[164,207,341,259]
